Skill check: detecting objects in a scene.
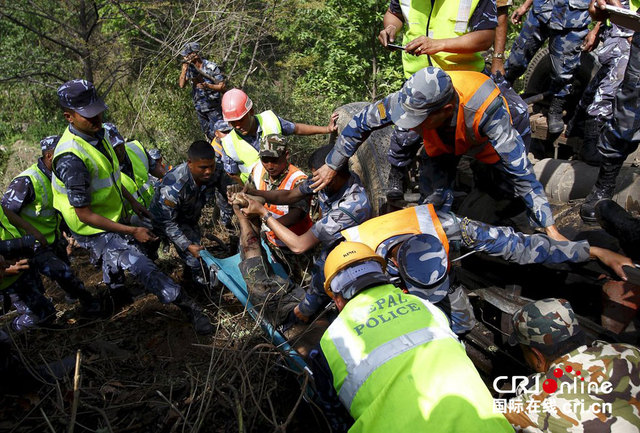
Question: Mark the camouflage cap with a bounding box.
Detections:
[388,67,454,129]
[57,79,108,118]
[259,134,287,158]
[213,119,232,133]
[396,234,450,303]
[103,122,125,147]
[509,298,582,347]
[180,42,201,57]
[40,135,60,152]
[148,148,162,160]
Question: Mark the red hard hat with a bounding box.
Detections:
[222,88,253,122]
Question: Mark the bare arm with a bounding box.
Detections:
[275,207,307,228]
[248,185,307,205]
[491,6,509,75]
[122,185,151,219]
[74,206,155,243]
[293,112,338,135]
[255,205,318,254]
[179,63,189,88]
[405,29,495,56]
[378,9,404,46]
[511,0,533,24]
[2,206,47,245]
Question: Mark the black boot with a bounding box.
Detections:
[579,118,603,166]
[173,293,214,335]
[386,165,404,201]
[580,158,624,223]
[547,97,566,134]
[595,199,640,258]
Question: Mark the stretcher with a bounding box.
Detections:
[200,244,314,396]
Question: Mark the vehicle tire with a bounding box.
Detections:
[522,47,599,105]
[330,102,393,217]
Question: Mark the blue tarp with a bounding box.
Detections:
[200,244,312,383]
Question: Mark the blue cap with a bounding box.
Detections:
[148,148,162,160]
[103,123,125,147]
[181,42,201,57]
[397,234,449,303]
[40,135,60,152]
[57,79,107,118]
[388,67,454,129]
[214,120,232,133]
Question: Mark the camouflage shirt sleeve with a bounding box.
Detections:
[452,215,591,264]
[480,100,554,228]
[222,146,240,175]
[469,0,498,31]
[389,0,402,16]
[276,116,296,136]
[326,97,395,170]
[54,153,92,207]
[153,182,192,251]
[1,176,35,213]
[290,177,311,213]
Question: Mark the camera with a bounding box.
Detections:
[0,235,37,261]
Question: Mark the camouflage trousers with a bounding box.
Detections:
[239,255,305,325]
[4,269,55,332]
[297,251,331,318]
[599,31,640,160]
[505,12,589,98]
[579,36,631,121]
[31,244,93,302]
[74,231,180,304]
[170,224,204,281]
[196,108,223,140]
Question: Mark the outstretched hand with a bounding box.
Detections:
[240,196,267,217]
[327,112,339,133]
[405,36,444,56]
[310,164,337,192]
[378,24,398,46]
[590,246,633,281]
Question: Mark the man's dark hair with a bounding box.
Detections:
[308,144,349,175]
[531,331,587,362]
[188,140,216,161]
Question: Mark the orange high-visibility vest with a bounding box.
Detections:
[251,163,313,247]
[421,71,510,164]
[341,205,449,259]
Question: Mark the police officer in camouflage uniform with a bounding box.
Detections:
[312,67,566,240]
[0,207,56,332]
[505,298,640,432]
[505,0,591,134]
[580,0,640,223]
[150,140,232,286]
[341,204,632,334]
[178,42,226,139]
[52,79,213,335]
[1,136,100,314]
[235,144,372,323]
[570,0,635,165]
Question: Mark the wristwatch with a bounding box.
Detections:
[493,52,505,60]
[261,211,273,224]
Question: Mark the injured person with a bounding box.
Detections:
[231,194,305,327]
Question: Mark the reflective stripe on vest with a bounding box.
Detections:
[341,204,449,258]
[125,141,154,207]
[322,285,457,411]
[399,0,483,77]
[221,110,282,183]
[16,164,59,244]
[251,163,313,247]
[422,71,503,164]
[52,128,124,235]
